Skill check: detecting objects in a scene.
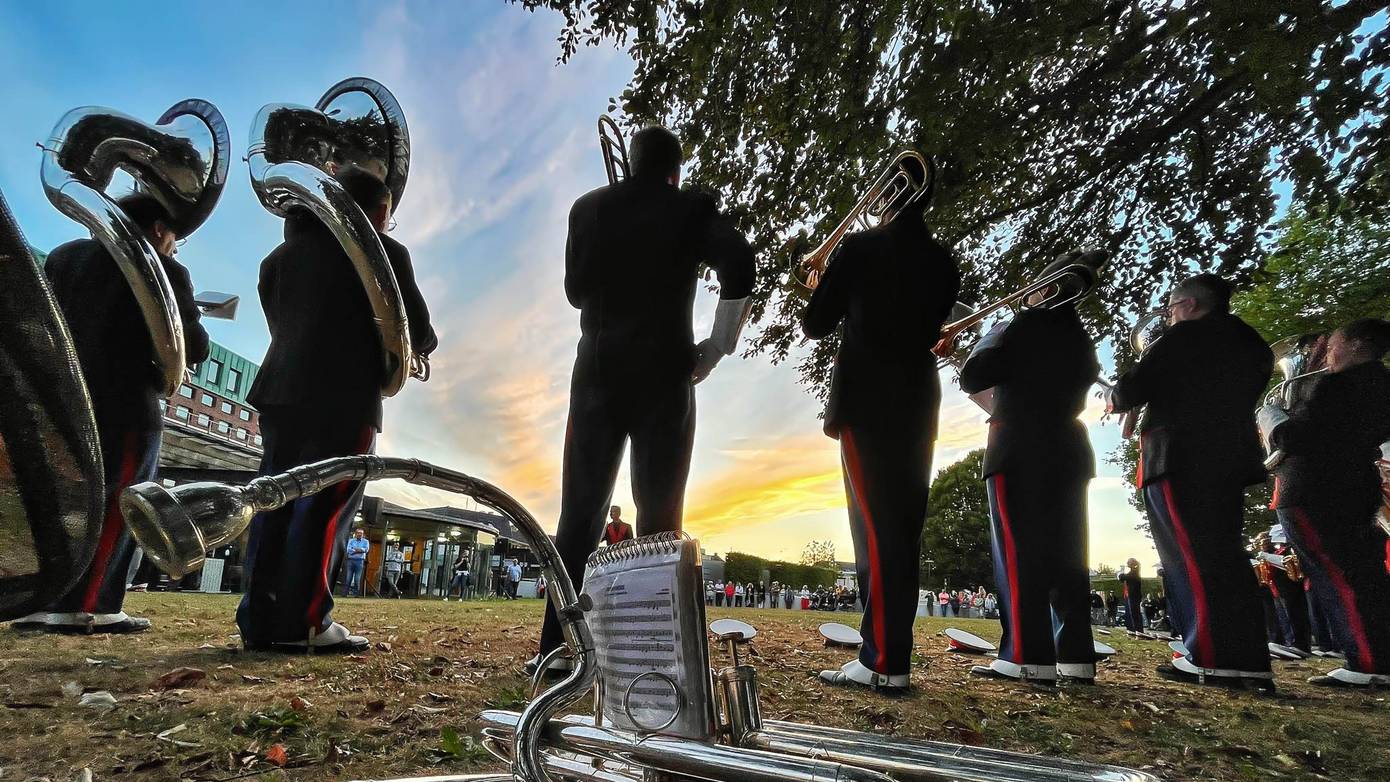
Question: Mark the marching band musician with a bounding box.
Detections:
[1107,273,1275,691]
[806,160,961,692]
[1260,318,1390,686]
[957,255,1100,685]
[14,194,209,634]
[530,126,755,677]
[238,166,437,653]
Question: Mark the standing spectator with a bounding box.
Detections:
[1118,559,1144,634]
[985,592,998,619]
[784,585,796,609]
[507,558,523,599]
[715,581,725,607]
[939,589,952,617]
[949,591,962,618]
[758,581,768,608]
[724,580,735,607]
[383,542,404,598]
[536,573,547,601]
[705,581,715,606]
[799,585,811,610]
[444,550,469,601]
[1090,591,1105,625]
[735,582,745,607]
[770,581,781,609]
[924,589,936,617]
[1105,591,1119,626]
[343,529,370,597]
[747,583,757,608]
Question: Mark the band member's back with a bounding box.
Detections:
[566,177,752,380]
[803,216,960,436]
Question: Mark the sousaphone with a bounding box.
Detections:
[247,77,427,396]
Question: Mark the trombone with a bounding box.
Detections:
[598,115,629,185]
[791,150,935,295]
[932,250,1109,365]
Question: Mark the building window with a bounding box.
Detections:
[158,399,166,411]
[220,401,233,414]
[175,406,190,420]
[216,420,230,434]
[196,414,210,426]
[235,429,248,440]
[238,409,251,421]
[228,368,242,393]
[179,385,194,398]
[253,435,263,446]
[207,359,223,385]
[200,392,214,406]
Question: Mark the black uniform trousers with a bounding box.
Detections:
[1123,584,1144,632]
[1278,504,1390,675]
[48,422,161,615]
[1271,568,1311,652]
[1143,473,1270,673]
[985,470,1094,669]
[236,411,375,645]
[839,422,931,676]
[538,362,695,656]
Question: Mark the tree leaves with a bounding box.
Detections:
[921,449,994,589]
[519,0,1389,395]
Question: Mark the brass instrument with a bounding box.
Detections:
[41,99,231,397]
[123,457,1159,782]
[1114,309,1168,439]
[0,186,105,619]
[1284,550,1303,582]
[1260,335,1330,469]
[598,115,628,185]
[791,150,935,294]
[932,250,1109,363]
[248,77,429,397]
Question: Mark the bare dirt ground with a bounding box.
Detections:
[0,593,1386,781]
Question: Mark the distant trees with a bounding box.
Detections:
[800,540,837,569]
[920,450,994,590]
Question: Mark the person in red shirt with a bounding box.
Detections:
[603,505,634,546]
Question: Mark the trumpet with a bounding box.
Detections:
[932,250,1109,363]
[598,115,629,185]
[791,150,935,295]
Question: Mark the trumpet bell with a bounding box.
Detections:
[120,481,253,579]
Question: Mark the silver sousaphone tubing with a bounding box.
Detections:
[40,99,231,397]
[121,456,1160,782]
[247,77,426,397]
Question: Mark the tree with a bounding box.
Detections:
[800,540,836,568]
[920,449,994,590]
[1094,562,1118,578]
[1234,209,1390,343]
[519,0,1388,396]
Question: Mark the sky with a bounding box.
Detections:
[0,1,1157,572]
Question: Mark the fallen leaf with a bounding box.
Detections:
[241,674,266,684]
[290,696,312,711]
[376,642,393,653]
[265,744,288,767]
[154,667,207,690]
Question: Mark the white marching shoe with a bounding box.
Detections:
[818,659,909,691]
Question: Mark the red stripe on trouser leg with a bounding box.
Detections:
[841,430,888,672]
[1160,479,1213,667]
[992,475,1024,662]
[1292,508,1376,672]
[305,426,374,633]
[81,431,140,613]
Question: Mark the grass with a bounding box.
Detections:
[1,593,1387,781]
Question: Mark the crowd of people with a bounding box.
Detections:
[704,581,859,611]
[922,587,998,619]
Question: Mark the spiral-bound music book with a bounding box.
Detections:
[582,532,713,739]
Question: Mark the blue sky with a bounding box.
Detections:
[0,1,1157,572]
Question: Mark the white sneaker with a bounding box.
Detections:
[818,659,909,691]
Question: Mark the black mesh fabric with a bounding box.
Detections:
[0,187,104,619]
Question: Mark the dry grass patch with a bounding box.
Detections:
[0,593,1386,781]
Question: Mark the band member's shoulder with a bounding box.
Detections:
[569,183,611,218]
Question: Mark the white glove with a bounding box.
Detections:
[692,338,723,385]
[1102,387,1118,414]
[708,296,753,356]
[1256,404,1290,446]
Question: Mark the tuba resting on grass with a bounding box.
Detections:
[122,456,1160,782]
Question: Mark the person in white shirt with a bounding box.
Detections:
[734,582,745,607]
[383,543,405,598]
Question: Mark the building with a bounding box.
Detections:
[159,342,264,482]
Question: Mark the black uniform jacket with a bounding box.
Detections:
[249,212,437,429]
[1112,312,1272,488]
[44,238,210,430]
[959,305,1098,480]
[1273,361,1390,514]
[565,176,755,384]
[802,217,960,438]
